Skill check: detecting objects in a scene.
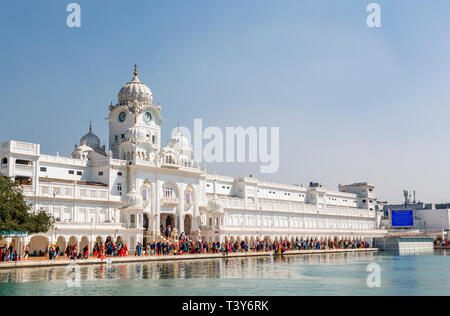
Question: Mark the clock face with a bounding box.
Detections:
[118,111,127,123]
[144,111,152,124]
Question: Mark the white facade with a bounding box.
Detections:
[0,66,386,254]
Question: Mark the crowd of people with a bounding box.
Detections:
[141,238,371,256]
[0,243,18,262]
[39,244,89,260]
[95,240,128,258]
[0,236,371,262]
[46,240,130,261]
[4,236,450,262]
[434,239,449,247]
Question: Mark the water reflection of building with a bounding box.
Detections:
[0,252,381,286]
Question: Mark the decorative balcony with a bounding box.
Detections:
[160,196,179,206]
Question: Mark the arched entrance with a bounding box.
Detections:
[166,215,172,227]
[0,239,7,249]
[143,213,150,231]
[184,185,195,211]
[95,236,103,246]
[184,214,192,235]
[160,214,176,236]
[56,236,66,251]
[250,237,256,248]
[141,182,152,207]
[29,236,49,256]
[68,236,78,249]
[80,236,89,252]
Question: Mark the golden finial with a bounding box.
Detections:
[89,121,92,132]
[134,63,138,77]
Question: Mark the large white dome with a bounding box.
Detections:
[118,65,153,106]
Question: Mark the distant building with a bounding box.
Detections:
[382,202,434,217]
[380,201,449,239]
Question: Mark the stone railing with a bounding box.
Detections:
[14,164,33,175]
[121,223,142,229]
[22,185,34,195]
[11,141,39,155]
[160,196,179,206]
[40,154,86,166]
[54,221,124,230]
[23,183,114,203]
[218,197,375,219]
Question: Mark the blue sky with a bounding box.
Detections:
[1,0,450,203]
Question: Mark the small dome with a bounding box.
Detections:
[125,125,147,143]
[168,130,191,151]
[124,189,143,208]
[70,143,93,160]
[80,123,101,150]
[118,64,153,106]
[207,197,224,214]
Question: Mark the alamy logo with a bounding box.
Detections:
[366,3,381,28]
[172,119,280,174]
[366,263,381,288]
[66,3,81,28]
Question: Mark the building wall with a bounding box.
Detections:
[0,138,385,252]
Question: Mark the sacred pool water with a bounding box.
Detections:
[0,250,449,296]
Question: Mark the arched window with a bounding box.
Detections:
[1,157,7,165]
[165,155,175,164]
[162,183,177,199]
[184,185,194,211]
[185,186,194,204]
[141,183,152,206]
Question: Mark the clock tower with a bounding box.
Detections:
[107,64,163,162]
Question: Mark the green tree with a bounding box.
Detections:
[0,175,53,235]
